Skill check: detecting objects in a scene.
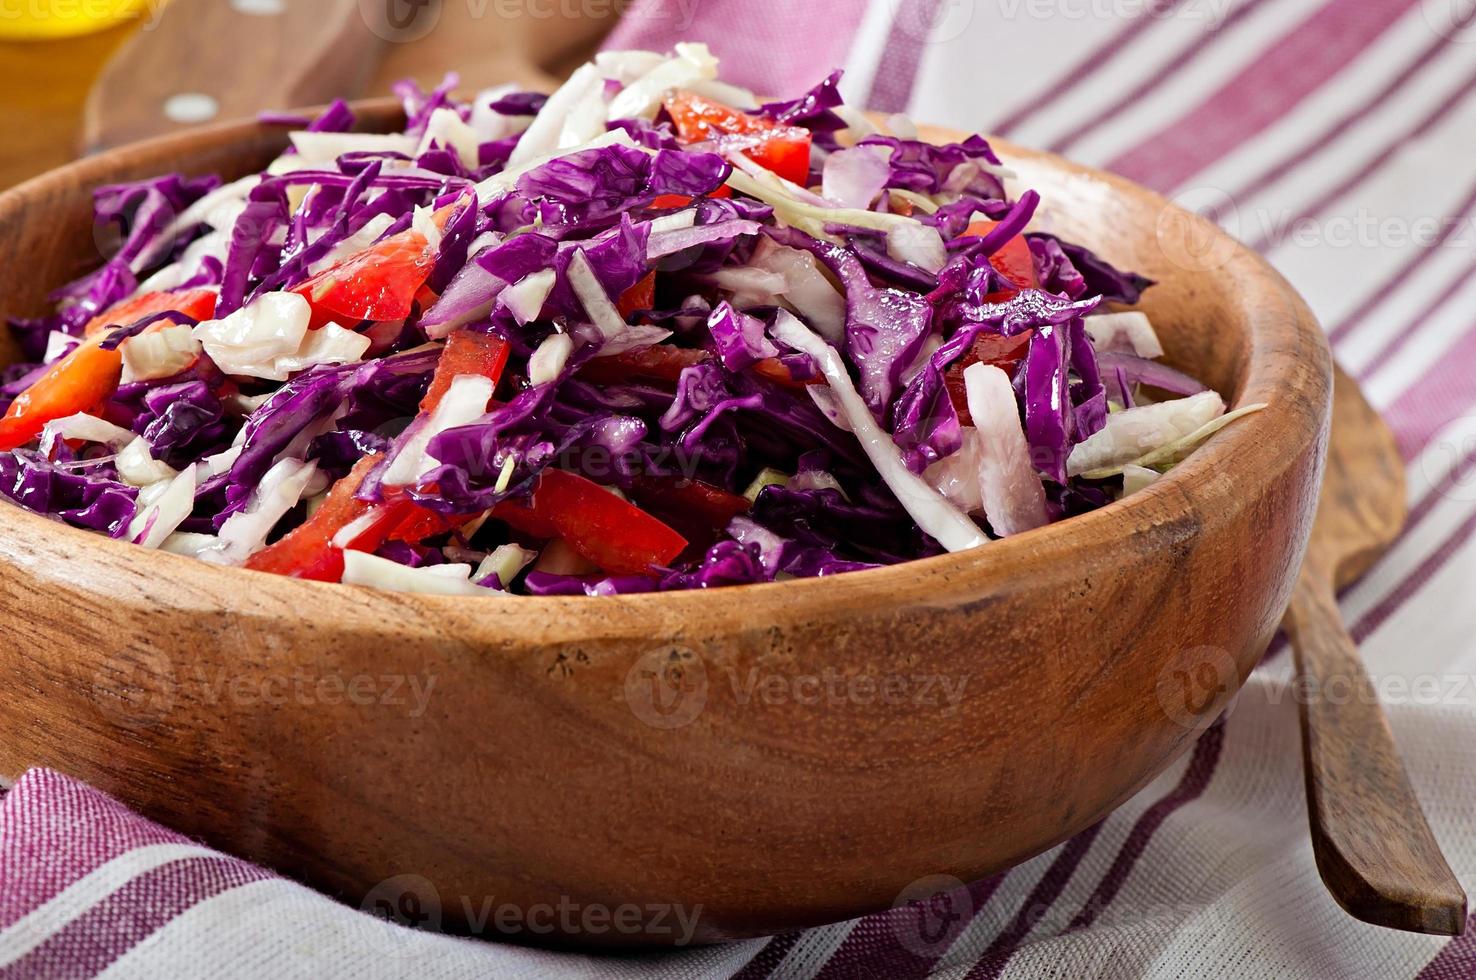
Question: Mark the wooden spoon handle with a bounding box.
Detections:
[1284,562,1467,935]
[82,0,384,154]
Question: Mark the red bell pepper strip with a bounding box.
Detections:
[492,470,688,574]
[0,289,220,452]
[626,475,750,555]
[358,330,509,543]
[489,497,560,539]
[965,219,1038,301]
[0,342,125,452]
[706,130,813,186]
[82,289,218,337]
[531,469,688,575]
[576,345,710,386]
[945,330,1035,426]
[664,92,777,139]
[292,204,459,328]
[663,91,813,186]
[244,454,382,581]
[420,329,511,413]
[360,330,511,543]
[629,475,749,528]
[649,187,732,210]
[751,357,822,389]
[616,272,657,320]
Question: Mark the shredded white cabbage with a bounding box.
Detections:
[886,223,948,273]
[39,413,133,456]
[594,49,667,83]
[192,292,367,381]
[709,266,789,297]
[506,63,606,167]
[646,208,699,235]
[501,269,556,324]
[270,321,371,375]
[480,129,640,204]
[203,444,243,476]
[790,468,850,500]
[159,531,220,558]
[382,373,496,487]
[493,454,518,494]
[567,250,628,342]
[727,166,921,241]
[127,465,198,549]
[411,204,443,251]
[116,436,178,488]
[962,362,1048,536]
[606,42,719,121]
[1121,464,1161,495]
[475,543,536,589]
[192,291,312,380]
[203,458,322,565]
[342,550,490,596]
[596,325,672,358]
[806,386,851,431]
[770,311,986,552]
[1067,390,1226,477]
[528,332,574,386]
[288,131,417,165]
[120,323,201,383]
[822,145,891,209]
[469,84,531,143]
[331,508,383,550]
[43,331,80,363]
[746,239,847,344]
[1084,311,1164,359]
[1077,402,1269,480]
[415,107,482,170]
[133,175,259,272]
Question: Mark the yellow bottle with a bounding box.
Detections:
[0,0,155,39]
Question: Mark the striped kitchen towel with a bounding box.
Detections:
[8,0,1476,975]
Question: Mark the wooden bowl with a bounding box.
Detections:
[0,104,1330,947]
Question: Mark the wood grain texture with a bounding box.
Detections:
[1283,370,1466,935]
[0,108,1332,946]
[82,0,381,153]
[82,0,626,153]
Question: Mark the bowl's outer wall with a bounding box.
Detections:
[0,106,1330,946]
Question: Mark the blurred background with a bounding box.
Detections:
[0,0,622,187]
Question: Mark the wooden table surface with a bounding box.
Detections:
[0,4,614,192]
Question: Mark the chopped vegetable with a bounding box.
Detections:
[0,45,1254,596]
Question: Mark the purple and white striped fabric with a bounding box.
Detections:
[8,0,1476,975]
